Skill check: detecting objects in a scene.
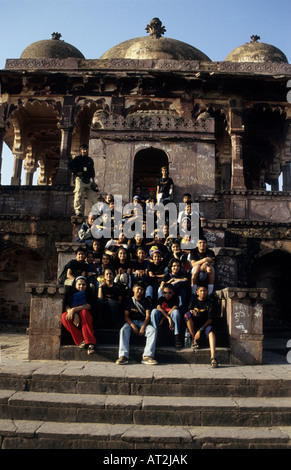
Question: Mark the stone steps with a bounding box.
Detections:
[1,362,291,449]
[1,390,291,427]
[1,419,290,449]
[0,364,290,397]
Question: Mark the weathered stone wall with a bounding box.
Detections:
[0,209,73,325]
[0,186,74,217]
[90,139,215,202]
[217,192,291,223]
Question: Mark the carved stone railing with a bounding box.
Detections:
[91,111,214,135]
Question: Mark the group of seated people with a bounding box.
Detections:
[60,190,219,368]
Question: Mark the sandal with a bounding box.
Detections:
[87,344,96,355]
[211,357,218,368]
[78,340,86,350]
[192,340,199,349]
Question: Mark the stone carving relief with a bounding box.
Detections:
[220,62,291,74]
[91,110,214,134]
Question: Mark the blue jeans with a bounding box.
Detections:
[118,320,157,358]
[151,308,181,335]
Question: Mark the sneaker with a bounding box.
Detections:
[115,356,129,365]
[141,356,158,365]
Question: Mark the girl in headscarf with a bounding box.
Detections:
[61,276,96,355]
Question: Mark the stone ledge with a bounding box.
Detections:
[216,287,268,300]
[213,247,241,256]
[25,283,66,296]
[55,242,86,253]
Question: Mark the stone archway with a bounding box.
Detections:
[133,147,168,196]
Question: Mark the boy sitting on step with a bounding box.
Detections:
[184,284,218,368]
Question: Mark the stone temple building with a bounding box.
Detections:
[0,19,291,363]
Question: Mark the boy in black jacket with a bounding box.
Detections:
[68,144,99,216]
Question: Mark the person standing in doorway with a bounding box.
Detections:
[156,166,174,204]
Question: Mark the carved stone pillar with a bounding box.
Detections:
[54,96,75,186]
[23,145,37,186]
[230,133,246,190]
[26,283,65,360]
[11,153,24,185]
[282,162,291,191]
[11,116,25,186]
[54,127,73,186]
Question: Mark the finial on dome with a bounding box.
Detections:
[145,18,166,39]
[250,35,260,43]
[51,32,62,40]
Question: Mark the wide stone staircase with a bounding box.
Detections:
[0,359,291,449]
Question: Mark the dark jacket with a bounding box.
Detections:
[68,154,95,184]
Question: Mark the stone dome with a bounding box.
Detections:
[100,18,211,62]
[20,33,85,59]
[225,35,288,63]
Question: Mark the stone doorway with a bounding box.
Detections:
[133,147,168,197]
[250,250,291,328]
[250,250,291,362]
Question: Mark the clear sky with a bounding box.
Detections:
[1,0,291,184]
